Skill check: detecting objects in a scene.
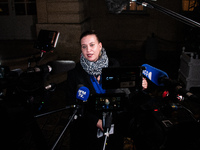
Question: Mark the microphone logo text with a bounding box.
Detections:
[78,90,86,98]
[143,70,152,80]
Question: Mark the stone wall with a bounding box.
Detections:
[35,0,186,65]
[88,0,185,52]
[36,0,91,62]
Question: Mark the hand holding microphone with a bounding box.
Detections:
[142,64,199,102]
[142,64,169,86]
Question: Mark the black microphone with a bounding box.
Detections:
[156,76,198,100]
[102,112,113,150]
[136,0,154,9]
[175,85,199,101]
[105,0,129,14]
[104,112,113,130]
[105,0,156,14]
[27,65,52,73]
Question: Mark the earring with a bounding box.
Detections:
[99,50,102,57]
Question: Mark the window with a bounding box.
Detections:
[0,0,9,15]
[123,0,145,12]
[0,0,36,16]
[14,0,36,15]
[182,0,198,11]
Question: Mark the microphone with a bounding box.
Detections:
[75,85,90,118]
[76,85,90,102]
[136,0,154,9]
[105,0,155,14]
[105,0,129,14]
[104,112,112,130]
[45,83,56,91]
[175,85,199,102]
[142,64,169,86]
[27,65,52,73]
[142,64,200,102]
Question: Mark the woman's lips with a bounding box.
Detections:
[87,54,93,57]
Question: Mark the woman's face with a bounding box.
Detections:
[81,34,102,62]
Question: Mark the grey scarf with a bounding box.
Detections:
[80,48,109,76]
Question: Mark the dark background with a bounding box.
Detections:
[0,0,200,150]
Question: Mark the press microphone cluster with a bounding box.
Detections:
[142,64,199,102]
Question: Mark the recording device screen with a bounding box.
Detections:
[34,29,60,52]
[102,66,144,89]
[93,93,125,112]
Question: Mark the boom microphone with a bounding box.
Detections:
[142,64,169,86]
[105,0,129,14]
[105,0,155,14]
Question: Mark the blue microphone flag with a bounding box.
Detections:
[76,86,90,102]
[142,64,169,86]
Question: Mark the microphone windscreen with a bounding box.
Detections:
[48,60,75,75]
[142,64,168,86]
[76,86,90,101]
[105,0,129,14]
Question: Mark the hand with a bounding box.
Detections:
[142,77,148,90]
[96,119,103,131]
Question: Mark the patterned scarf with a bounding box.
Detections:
[80,48,109,76]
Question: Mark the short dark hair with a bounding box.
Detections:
[80,30,100,42]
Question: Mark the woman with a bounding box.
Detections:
[66,30,147,150]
